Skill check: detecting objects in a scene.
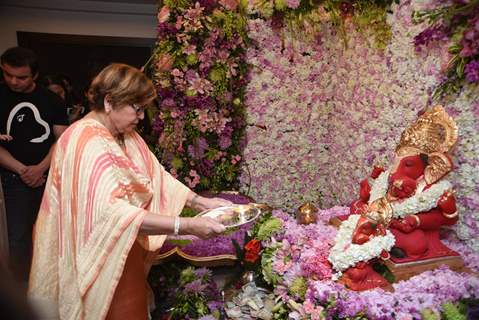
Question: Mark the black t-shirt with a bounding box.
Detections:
[0,84,69,166]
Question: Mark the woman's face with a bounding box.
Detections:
[109,103,145,135]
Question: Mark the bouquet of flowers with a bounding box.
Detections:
[167,267,223,319]
[412,0,479,99]
[151,0,250,192]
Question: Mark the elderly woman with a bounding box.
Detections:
[29,64,231,320]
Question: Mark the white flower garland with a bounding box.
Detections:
[328,214,396,279]
[391,180,452,219]
[368,170,453,219]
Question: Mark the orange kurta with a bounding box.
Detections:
[29,118,190,320]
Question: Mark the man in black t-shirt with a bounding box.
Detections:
[0,47,68,285]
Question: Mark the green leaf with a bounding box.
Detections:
[456,58,465,78]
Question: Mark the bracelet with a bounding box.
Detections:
[173,216,180,235]
[443,211,458,219]
[410,214,420,227]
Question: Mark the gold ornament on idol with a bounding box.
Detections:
[395,105,458,185]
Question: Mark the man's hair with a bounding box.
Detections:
[0,47,39,76]
[89,63,156,112]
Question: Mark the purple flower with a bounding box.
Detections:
[188,137,209,159]
[198,0,217,13]
[197,159,213,177]
[185,95,214,109]
[157,87,175,99]
[207,301,223,312]
[465,60,479,83]
[152,117,165,134]
[413,25,449,51]
[219,135,232,149]
[161,98,176,109]
[157,22,177,39]
[184,279,206,294]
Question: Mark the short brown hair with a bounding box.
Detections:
[1,47,39,75]
[89,63,156,112]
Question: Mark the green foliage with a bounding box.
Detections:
[421,308,441,320]
[288,276,307,299]
[261,245,281,285]
[441,301,466,320]
[256,217,283,241]
[372,262,395,283]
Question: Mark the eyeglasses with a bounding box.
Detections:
[130,103,147,115]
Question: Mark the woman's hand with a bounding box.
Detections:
[190,194,233,212]
[201,197,233,210]
[183,217,226,239]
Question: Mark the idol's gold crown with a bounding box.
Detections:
[396,105,458,156]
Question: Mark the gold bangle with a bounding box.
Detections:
[443,211,458,219]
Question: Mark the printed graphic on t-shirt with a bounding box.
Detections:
[6,102,51,143]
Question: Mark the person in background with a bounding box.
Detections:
[0,47,69,286]
[29,63,232,320]
[39,74,68,101]
[68,84,94,123]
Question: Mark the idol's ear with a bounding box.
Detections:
[424,152,453,185]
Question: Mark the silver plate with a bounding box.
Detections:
[197,204,261,228]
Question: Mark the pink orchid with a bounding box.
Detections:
[219,0,239,11]
[156,53,174,72]
[157,6,170,23]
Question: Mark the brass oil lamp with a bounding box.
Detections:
[296,202,318,225]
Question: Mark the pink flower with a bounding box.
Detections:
[156,53,174,72]
[175,16,184,30]
[157,6,170,23]
[219,0,239,11]
[286,0,300,9]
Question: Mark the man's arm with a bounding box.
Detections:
[20,125,68,187]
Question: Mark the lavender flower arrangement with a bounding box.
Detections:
[252,208,479,319]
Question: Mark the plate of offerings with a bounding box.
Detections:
[197,204,263,229]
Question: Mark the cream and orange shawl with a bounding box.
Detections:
[29,119,190,320]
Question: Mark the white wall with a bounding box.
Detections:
[0,0,157,54]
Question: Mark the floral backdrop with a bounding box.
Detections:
[238,1,479,250]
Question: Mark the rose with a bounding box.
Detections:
[244,239,261,264]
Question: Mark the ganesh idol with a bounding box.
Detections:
[328,105,460,291]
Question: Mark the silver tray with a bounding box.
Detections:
[197,204,262,229]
